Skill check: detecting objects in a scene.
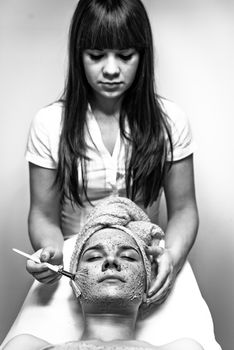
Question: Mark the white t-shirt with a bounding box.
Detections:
[26,99,196,238]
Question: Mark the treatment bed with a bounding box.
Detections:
[1,235,221,350]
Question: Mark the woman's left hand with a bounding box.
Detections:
[146,246,177,305]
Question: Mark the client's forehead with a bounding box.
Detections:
[84,228,139,251]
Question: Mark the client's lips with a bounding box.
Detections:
[99,274,125,283]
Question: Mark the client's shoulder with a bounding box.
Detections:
[2,334,50,350]
[160,338,204,350]
[73,339,157,349]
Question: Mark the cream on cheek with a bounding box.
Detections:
[122,264,145,302]
[74,261,145,304]
[75,261,104,303]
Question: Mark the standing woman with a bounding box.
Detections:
[26,0,198,306]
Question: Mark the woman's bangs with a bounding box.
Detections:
[80,14,145,50]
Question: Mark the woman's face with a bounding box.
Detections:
[76,228,145,313]
[82,49,139,103]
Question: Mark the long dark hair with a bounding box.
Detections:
[56,0,173,208]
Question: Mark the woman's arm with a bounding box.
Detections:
[164,154,199,272]
[147,154,199,303]
[26,162,64,283]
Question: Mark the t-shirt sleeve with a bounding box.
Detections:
[25,106,60,168]
[162,100,196,161]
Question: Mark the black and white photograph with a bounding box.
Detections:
[0,1,233,349]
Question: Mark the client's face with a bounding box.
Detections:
[76,228,145,313]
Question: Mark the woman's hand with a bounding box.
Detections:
[26,247,63,284]
[146,246,177,305]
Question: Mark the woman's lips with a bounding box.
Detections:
[100,81,122,85]
[98,274,125,283]
[99,82,123,89]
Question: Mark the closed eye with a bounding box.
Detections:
[120,255,137,262]
[86,256,102,262]
[89,54,104,61]
[118,54,134,61]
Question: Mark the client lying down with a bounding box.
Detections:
[3,198,203,350]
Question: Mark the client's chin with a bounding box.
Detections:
[80,286,143,315]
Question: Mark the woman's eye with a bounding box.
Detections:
[119,54,133,61]
[89,54,104,61]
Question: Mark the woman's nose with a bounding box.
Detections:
[102,56,120,79]
[102,256,121,272]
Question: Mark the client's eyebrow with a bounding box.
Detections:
[83,244,104,254]
[119,245,140,254]
[83,244,140,255]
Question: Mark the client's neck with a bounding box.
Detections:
[81,312,137,342]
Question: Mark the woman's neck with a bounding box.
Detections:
[90,94,123,116]
[81,313,137,342]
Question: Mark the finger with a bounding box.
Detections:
[34,274,62,285]
[149,292,168,306]
[33,270,56,280]
[145,246,163,258]
[148,288,170,305]
[148,268,168,296]
[148,278,172,304]
[40,247,56,262]
[26,260,49,274]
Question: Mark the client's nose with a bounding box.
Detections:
[102,256,121,272]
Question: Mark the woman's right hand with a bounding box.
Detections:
[26,247,63,284]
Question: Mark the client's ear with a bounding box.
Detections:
[70,280,81,298]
